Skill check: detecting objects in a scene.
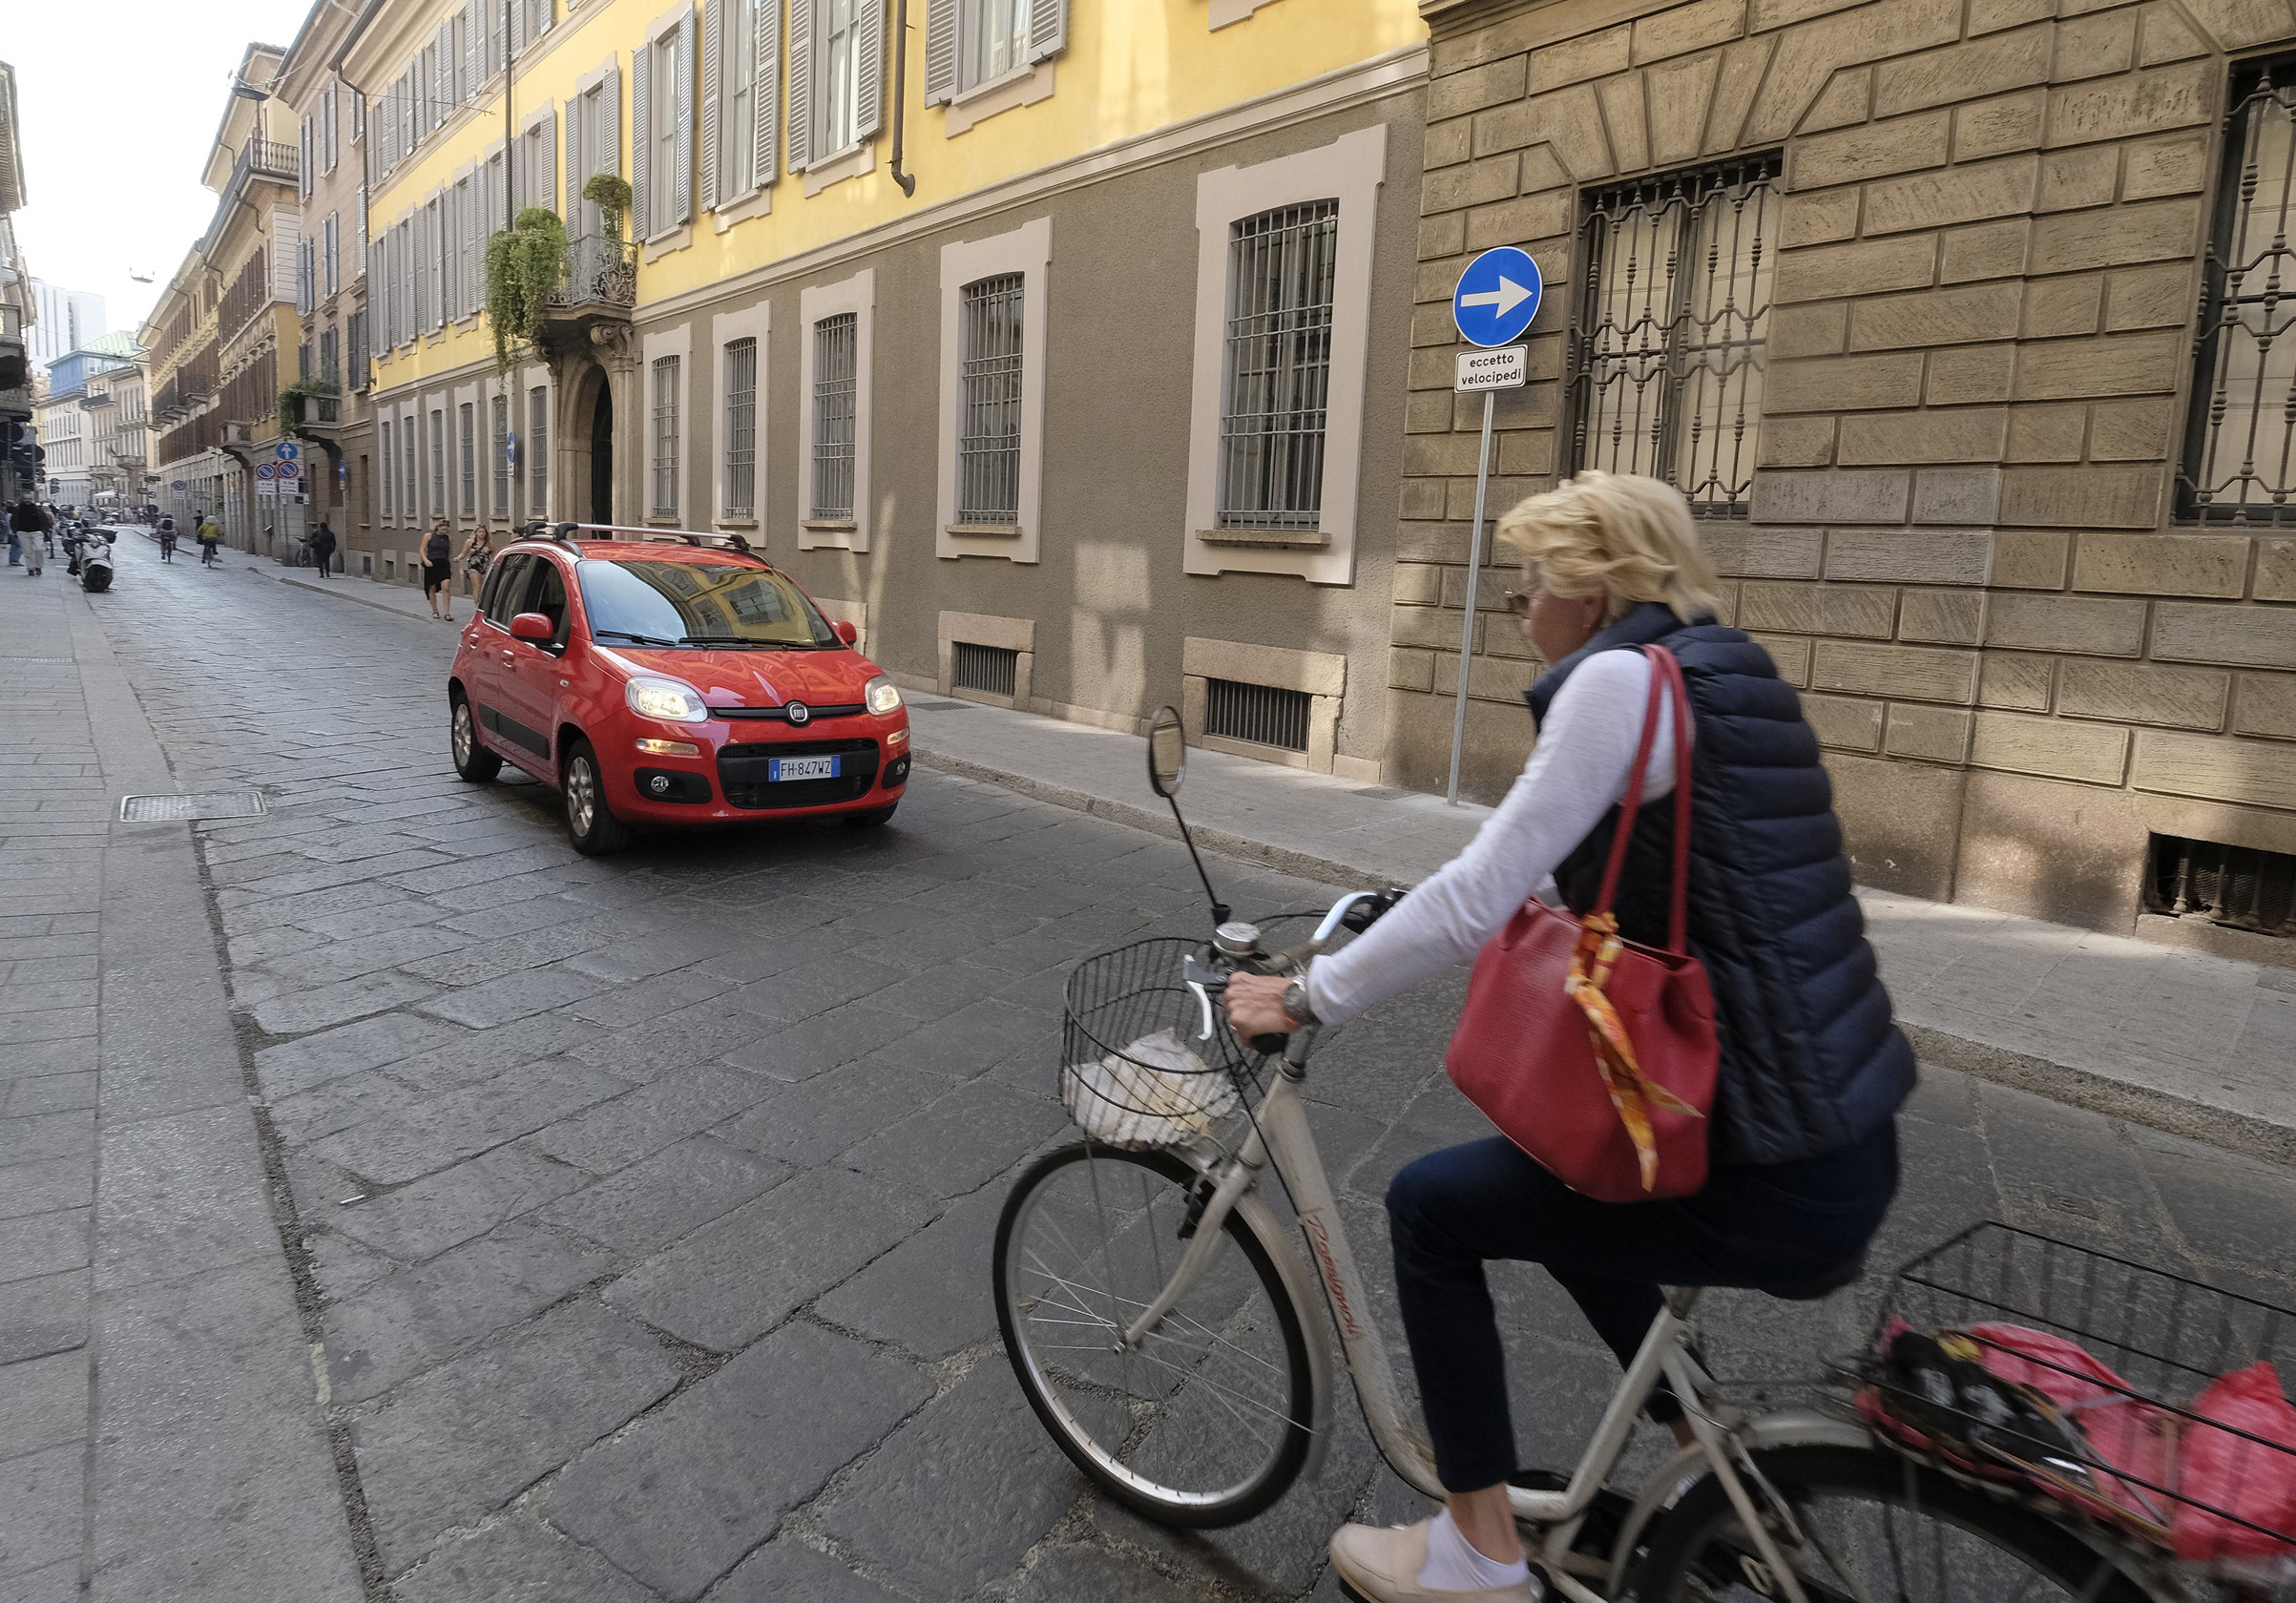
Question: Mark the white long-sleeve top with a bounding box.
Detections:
[1305,648,1681,1026]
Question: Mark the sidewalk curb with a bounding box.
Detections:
[918,741,2296,1169]
[912,745,1399,890]
[275,570,432,622]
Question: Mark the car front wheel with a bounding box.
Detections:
[562,738,633,855]
[451,697,502,782]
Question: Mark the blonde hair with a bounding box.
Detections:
[1495,470,1720,624]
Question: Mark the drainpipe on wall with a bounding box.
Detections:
[889,0,917,198]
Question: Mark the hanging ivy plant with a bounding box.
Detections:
[275,376,341,435]
[484,206,570,374]
[581,172,633,240]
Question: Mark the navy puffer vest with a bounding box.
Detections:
[1527,603,1914,1166]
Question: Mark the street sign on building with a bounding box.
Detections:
[170,479,186,490]
[276,460,299,480]
[255,463,277,481]
[1454,346,1529,392]
[275,441,300,462]
[1451,246,1543,349]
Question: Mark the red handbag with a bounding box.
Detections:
[1444,645,1719,1202]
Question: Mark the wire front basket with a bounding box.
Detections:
[1060,937,1260,1150]
[1862,1222,2296,1574]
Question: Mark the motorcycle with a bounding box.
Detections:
[79,531,115,593]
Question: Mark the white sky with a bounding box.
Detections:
[10,0,321,343]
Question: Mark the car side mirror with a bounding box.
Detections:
[832,619,859,646]
[509,613,554,642]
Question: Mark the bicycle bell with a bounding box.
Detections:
[1213,921,1262,958]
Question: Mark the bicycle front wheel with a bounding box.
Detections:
[993,1143,1314,1528]
[1634,1445,2150,1602]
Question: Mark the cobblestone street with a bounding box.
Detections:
[9,535,2296,1602]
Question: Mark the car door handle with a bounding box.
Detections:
[501,650,514,665]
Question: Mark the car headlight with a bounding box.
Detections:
[865,675,903,717]
[625,677,708,724]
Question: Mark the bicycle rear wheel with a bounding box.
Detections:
[993,1143,1314,1528]
[1633,1445,2150,1602]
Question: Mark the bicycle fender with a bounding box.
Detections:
[1229,1188,1337,1484]
[1601,1411,1871,1595]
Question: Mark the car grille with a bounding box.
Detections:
[710,702,866,721]
[719,738,880,809]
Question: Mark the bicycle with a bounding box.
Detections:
[991,710,2295,1603]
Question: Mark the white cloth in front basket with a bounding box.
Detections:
[1062,1027,1237,1149]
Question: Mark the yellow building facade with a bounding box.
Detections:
[345,0,1431,775]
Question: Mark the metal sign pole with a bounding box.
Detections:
[1445,388,1497,805]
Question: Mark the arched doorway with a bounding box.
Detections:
[590,380,613,526]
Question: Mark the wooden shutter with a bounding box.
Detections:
[462,179,480,315]
[464,0,481,92]
[600,63,622,179]
[401,69,417,159]
[326,86,340,172]
[1029,0,1066,61]
[755,0,779,185]
[356,184,366,276]
[632,43,652,238]
[509,0,526,60]
[564,94,585,223]
[674,15,696,225]
[785,0,811,173]
[700,0,722,212]
[922,0,956,105]
[436,22,454,114]
[488,0,507,77]
[854,0,883,141]
[540,108,559,219]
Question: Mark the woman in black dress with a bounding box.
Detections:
[422,520,455,621]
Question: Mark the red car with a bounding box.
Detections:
[448,529,910,853]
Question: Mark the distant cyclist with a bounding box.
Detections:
[157,515,177,562]
[197,515,222,567]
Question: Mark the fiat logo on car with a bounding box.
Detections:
[785,701,810,725]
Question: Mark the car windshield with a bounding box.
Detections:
[576,558,839,649]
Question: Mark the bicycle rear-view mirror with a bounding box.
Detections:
[1146,704,1187,798]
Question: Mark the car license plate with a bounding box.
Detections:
[767,755,840,782]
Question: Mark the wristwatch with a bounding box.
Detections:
[1281,977,1321,1030]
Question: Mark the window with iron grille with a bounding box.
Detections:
[459,403,476,515]
[2145,833,2296,938]
[380,420,393,514]
[402,418,418,515]
[2182,63,2296,524]
[429,407,446,511]
[652,355,681,515]
[1569,154,1779,514]
[958,275,1024,523]
[812,313,858,519]
[529,386,549,520]
[722,338,759,519]
[1203,677,1311,753]
[951,641,1019,697]
[491,394,511,516]
[1217,201,1338,530]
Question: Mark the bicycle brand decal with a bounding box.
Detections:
[1301,1209,1363,1342]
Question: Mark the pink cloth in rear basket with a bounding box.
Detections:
[1968,1323,2175,1534]
[2172,1362,2296,1561]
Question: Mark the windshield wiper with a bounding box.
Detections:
[678,635,823,649]
[594,628,686,647]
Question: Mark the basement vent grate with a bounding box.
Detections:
[119,792,270,823]
[2144,833,2296,939]
[950,643,1019,698]
[1204,678,1312,754]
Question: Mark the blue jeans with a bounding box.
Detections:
[1387,1122,1898,1491]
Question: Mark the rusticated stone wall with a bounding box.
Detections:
[1397,0,2296,944]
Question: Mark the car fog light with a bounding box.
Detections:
[635,738,701,757]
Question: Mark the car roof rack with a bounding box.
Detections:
[537,521,761,557]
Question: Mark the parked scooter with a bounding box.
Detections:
[79,530,115,593]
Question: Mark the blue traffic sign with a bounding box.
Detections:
[275,440,300,461]
[1452,247,1543,348]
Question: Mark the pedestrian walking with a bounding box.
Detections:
[157,515,177,562]
[422,520,455,621]
[1226,470,1911,1603]
[308,519,338,578]
[197,515,222,568]
[9,493,52,572]
[458,525,494,602]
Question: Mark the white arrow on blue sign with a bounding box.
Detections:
[1451,246,1543,348]
[275,441,301,461]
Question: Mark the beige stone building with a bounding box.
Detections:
[1397,0,2296,952]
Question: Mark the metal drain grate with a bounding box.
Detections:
[119,792,270,823]
[951,643,1020,698]
[2146,833,2296,938]
[1205,677,1312,753]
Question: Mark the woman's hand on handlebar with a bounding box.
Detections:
[1223,971,1294,1039]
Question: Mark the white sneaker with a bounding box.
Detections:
[1328,1519,1543,1602]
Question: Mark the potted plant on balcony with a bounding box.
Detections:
[276,376,341,436]
[484,206,571,375]
[582,173,632,241]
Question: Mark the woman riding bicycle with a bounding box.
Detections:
[1227,471,1914,1603]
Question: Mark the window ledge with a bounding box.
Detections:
[713,184,775,231]
[647,514,681,526]
[1196,526,1330,548]
[946,521,1021,538]
[717,516,760,529]
[803,141,875,198]
[944,61,1055,137]
[803,517,857,531]
[642,225,692,262]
